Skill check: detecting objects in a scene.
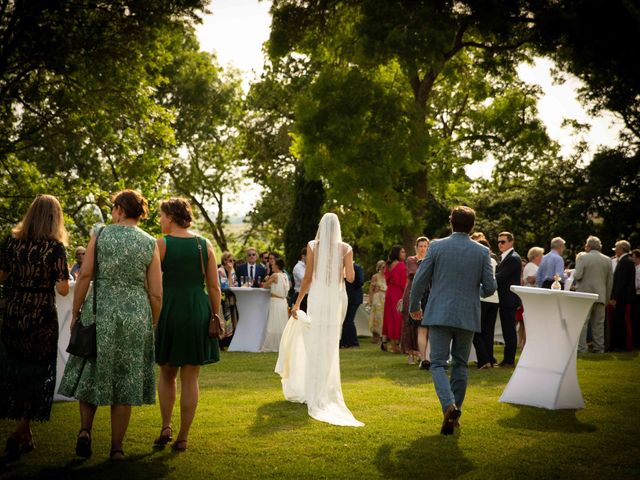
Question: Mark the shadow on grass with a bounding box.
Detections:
[375,434,474,479]
[1,450,171,480]
[498,405,597,433]
[250,400,310,435]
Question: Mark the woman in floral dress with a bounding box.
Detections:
[59,190,163,461]
[368,260,386,344]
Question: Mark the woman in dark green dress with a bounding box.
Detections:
[0,195,70,462]
[58,190,163,461]
[154,198,222,452]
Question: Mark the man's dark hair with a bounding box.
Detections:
[498,231,514,242]
[450,206,475,234]
[300,247,307,258]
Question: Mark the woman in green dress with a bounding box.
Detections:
[153,198,222,452]
[58,190,163,461]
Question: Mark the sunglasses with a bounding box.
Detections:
[248,253,257,257]
[497,240,508,244]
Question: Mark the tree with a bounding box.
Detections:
[156,25,245,252]
[0,0,207,241]
[267,0,563,259]
[283,164,325,269]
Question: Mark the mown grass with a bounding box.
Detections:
[1,343,638,479]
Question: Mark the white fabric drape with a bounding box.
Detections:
[261,273,290,352]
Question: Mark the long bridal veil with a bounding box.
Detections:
[275,213,363,427]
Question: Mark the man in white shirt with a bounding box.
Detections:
[292,247,307,311]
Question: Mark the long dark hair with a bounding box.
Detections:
[386,244,403,268]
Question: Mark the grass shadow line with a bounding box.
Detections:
[375,434,475,479]
[497,405,597,433]
[249,400,311,436]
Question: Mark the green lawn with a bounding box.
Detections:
[1,343,638,479]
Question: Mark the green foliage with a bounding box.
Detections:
[0,0,207,244]
[156,24,245,252]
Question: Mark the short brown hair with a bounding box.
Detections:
[12,194,68,245]
[300,247,307,258]
[450,206,475,234]
[112,189,149,220]
[415,236,430,247]
[498,231,514,242]
[631,249,640,258]
[160,198,192,228]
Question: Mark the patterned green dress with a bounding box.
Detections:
[155,236,220,366]
[58,224,156,406]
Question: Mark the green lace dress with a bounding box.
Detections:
[58,224,156,406]
[155,236,220,366]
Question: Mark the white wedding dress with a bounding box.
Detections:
[275,213,364,427]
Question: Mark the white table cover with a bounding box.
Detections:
[227,287,271,352]
[500,286,597,409]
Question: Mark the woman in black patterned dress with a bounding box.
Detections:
[0,195,70,462]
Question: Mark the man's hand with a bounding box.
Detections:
[410,310,423,321]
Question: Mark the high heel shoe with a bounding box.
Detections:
[75,428,92,459]
[153,426,173,447]
[4,433,21,462]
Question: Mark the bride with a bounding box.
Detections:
[275,213,364,427]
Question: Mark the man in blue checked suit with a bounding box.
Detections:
[410,206,496,435]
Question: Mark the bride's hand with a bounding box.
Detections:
[292,306,300,319]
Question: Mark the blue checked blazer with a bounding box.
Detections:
[409,232,497,332]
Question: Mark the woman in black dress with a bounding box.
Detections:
[0,195,70,462]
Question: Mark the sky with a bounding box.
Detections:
[195,0,624,216]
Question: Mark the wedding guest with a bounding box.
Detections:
[236,248,267,287]
[0,195,70,462]
[470,232,486,242]
[523,247,544,287]
[261,258,290,352]
[609,240,635,351]
[152,198,222,452]
[340,260,364,349]
[260,251,269,270]
[573,236,612,354]
[218,252,238,288]
[410,206,496,435]
[632,249,640,349]
[472,239,500,369]
[536,237,567,288]
[401,237,430,366]
[292,248,307,311]
[368,260,386,344]
[70,246,86,280]
[495,232,522,367]
[59,189,162,461]
[382,245,407,353]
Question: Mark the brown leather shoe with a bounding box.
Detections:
[440,404,461,435]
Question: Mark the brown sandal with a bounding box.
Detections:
[153,426,172,447]
[171,440,187,452]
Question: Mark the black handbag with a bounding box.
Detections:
[67,227,104,358]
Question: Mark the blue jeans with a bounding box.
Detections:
[429,326,474,413]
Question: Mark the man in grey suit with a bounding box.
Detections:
[573,236,613,353]
[410,206,496,435]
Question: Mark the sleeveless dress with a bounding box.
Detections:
[0,237,68,421]
[276,240,363,427]
[383,262,407,341]
[155,236,220,366]
[261,272,290,352]
[369,273,386,335]
[58,224,156,406]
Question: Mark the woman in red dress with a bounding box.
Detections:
[382,245,406,353]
